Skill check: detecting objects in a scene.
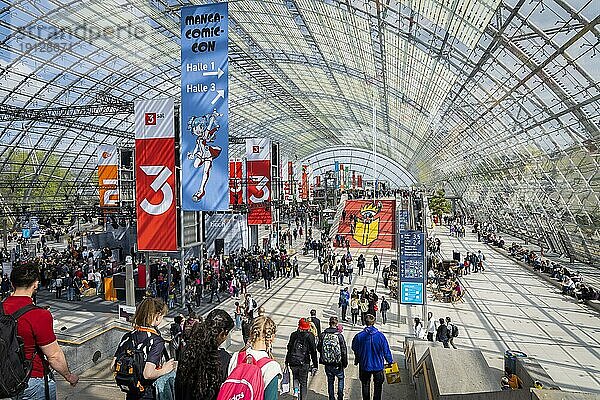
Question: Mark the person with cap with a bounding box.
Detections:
[351,314,393,400]
[317,316,348,400]
[286,318,319,400]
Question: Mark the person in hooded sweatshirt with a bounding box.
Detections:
[351,314,393,400]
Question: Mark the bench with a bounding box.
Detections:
[587,300,600,313]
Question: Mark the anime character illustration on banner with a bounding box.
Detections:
[186,109,223,202]
[354,201,382,246]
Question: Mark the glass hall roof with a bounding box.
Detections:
[0,0,598,262]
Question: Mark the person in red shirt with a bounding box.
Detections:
[2,263,79,399]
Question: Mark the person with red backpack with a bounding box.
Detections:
[221,315,281,400]
[1,263,79,400]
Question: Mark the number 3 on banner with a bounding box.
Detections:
[140,166,173,215]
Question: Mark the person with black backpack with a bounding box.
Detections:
[286,318,318,400]
[445,316,458,349]
[317,316,348,400]
[1,263,79,400]
[112,297,175,400]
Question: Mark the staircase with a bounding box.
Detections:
[327,193,348,240]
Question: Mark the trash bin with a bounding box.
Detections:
[504,350,527,375]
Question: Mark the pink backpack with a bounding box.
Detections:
[217,351,271,400]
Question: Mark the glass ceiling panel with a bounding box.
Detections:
[0,0,598,262]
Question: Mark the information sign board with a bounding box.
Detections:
[399,230,425,305]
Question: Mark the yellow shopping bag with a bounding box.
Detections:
[384,362,401,384]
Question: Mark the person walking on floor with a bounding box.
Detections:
[317,316,348,400]
[357,254,365,276]
[446,317,458,349]
[350,290,360,326]
[309,309,322,339]
[338,287,350,322]
[380,297,390,324]
[414,317,425,339]
[351,314,393,400]
[372,255,379,274]
[209,274,220,303]
[286,318,319,400]
[426,312,437,342]
[435,318,450,348]
[359,296,369,325]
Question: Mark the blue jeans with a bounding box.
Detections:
[325,365,344,400]
[14,377,56,400]
[67,287,74,301]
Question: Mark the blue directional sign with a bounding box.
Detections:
[397,210,409,230]
[401,282,423,304]
[181,3,229,211]
[399,230,425,305]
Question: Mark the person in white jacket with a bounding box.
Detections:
[426,312,437,341]
[414,317,425,339]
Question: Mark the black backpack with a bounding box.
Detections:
[288,334,308,366]
[452,324,459,337]
[114,332,156,397]
[0,303,39,397]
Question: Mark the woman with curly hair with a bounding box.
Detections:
[174,309,234,400]
[227,315,282,399]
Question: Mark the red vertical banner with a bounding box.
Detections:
[316,175,321,186]
[229,160,243,205]
[301,165,309,200]
[246,138,272,225]
[135,99,177,251]
[358,175,363,188]
[352,171,356,189]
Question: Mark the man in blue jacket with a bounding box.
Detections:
[351,314,393,400]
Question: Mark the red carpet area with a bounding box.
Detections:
[337,199,396,249]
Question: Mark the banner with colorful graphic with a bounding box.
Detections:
[246,138,271,225]
[97,144,119,208]
[336,200,396,249]
[181,3,229,211]
[229,160,243,205]
[134,99,177,251]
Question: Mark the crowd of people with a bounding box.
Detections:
[1,240,124,303]
[508,243,599,302]
[413,312,460,349]
[134,298,394,400]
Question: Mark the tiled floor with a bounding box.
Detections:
[431,226,600,394]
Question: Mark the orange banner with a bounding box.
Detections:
[98,145,119,207]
